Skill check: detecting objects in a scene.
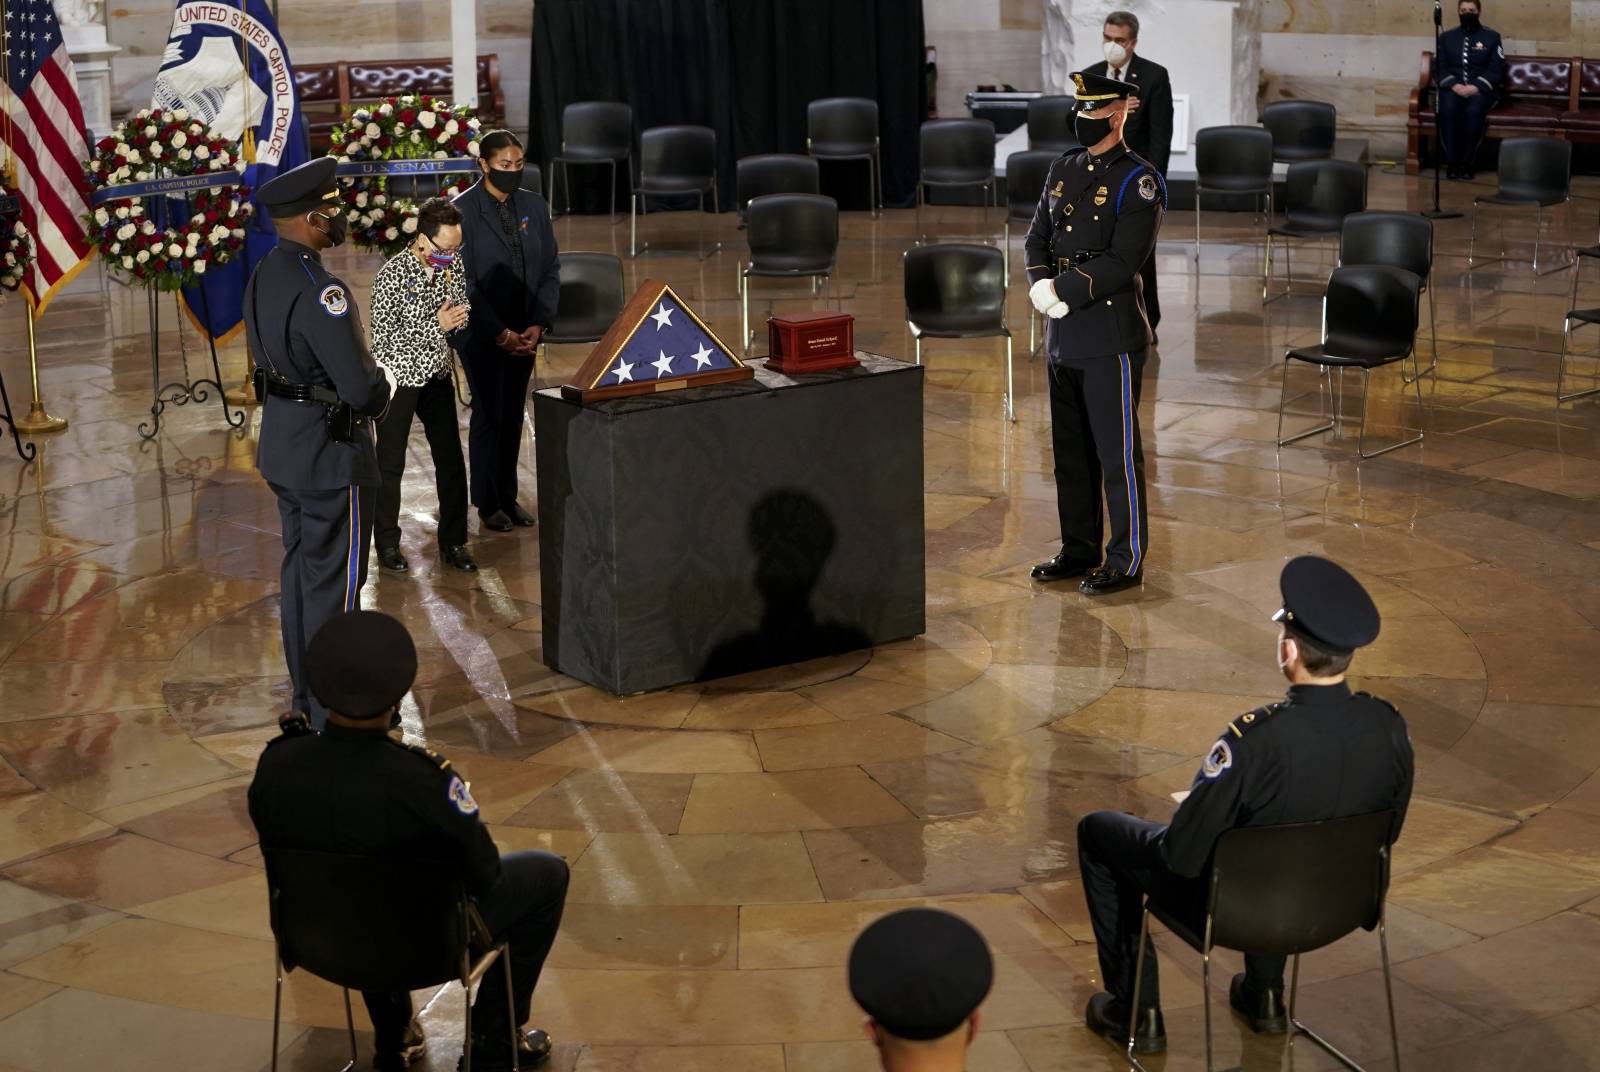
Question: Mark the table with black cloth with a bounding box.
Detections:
[534,353,925,695]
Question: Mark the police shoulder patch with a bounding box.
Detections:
[1138,173,1158,202]
[1201,739,1234,779]
[319,284,349,317]
[447,774,479,816]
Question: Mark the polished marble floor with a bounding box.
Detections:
[0,165,1597,1071]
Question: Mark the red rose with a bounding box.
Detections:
[205,211,218,224]
[96,136,115,153]
[399,109,417,124]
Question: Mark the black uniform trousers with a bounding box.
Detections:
[1048,349,1149,574]
[459,341,535,517]
[374,374,470,552]
[1437,89,1493,167]
[1078,812,1287,1008]
[271,482,375,728]
[1140,254,1161,333]
[362,850,570,1058]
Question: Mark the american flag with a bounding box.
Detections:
[1,0,91,312]
[601,293,741,386]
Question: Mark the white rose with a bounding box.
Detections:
[409,131,421,144]
[149,143,163,158]
[143,124,157,138]
[444,119,459,135]
[189,122,202,136]
[178,149,192,161]
[433,150,447,160]
[140,222,156,235]
[116,223,135,240]
[230,227,244,238]
[126,149,142,164]
[345,142,359,155]
[467,142,481,157]
[384,226,398,241]
[135,171,150,181]
[377,104,392,117]
[401,216,417,233]
[194,145,210,160]
[366,122,380,139]
[121,255,133,269]
[218,152,230,166]
[194,260,206,275]
[355,191,368,208]
[171,131,187,149]
[93,208,109,226]
[174,108,190,121]
[418,111,437,130]
[136,250,150,263]
[209,225,229,243]
[115,141,130,155]
[467,118,481,130]
[114,206,129,219]
[167,242,182,257]
[358,214,373,228]
[108,241,120,254]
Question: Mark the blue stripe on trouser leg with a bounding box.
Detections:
[1119,352,1142,575]
[345,485,360,611]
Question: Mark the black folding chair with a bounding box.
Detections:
[1193,125,1274,264]
[537,252,626,386]
[735,154,820,227]
[1467,136,1572,275]
[549,101,633,221]
[917,118,997,242]
[1559,244,1600,405]
[1262,99,1337,163]
[1003,149,1056,350]
[631,124,719,258]
[1264,159,1367,304]
[263,848,515,1072]
[1027,95,1079,153]
[904,243,1014,422]
[807,97,881,217]
[1340,212,1437,381]
[740,193,839,354]
[1277,265,1425,459]
[1127,812,1402,1072]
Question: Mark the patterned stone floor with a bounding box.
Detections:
[0,165,1597,1071]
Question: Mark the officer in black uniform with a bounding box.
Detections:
[1432,0,1503,179]
[848,908,994,1071]
[1024,71,1165,597]
[1074,556,1415,1055]
[245,157,394,730]
[248,611,569,1072]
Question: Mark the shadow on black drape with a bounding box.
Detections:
[529,0,925,214]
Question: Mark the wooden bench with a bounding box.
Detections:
[294,55,505,153]
[1407,51,1597,172]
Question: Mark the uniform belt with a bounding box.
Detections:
[258,376,369,422]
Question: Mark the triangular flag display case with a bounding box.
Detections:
[561,279,754,403]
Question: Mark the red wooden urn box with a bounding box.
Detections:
[765,311,859,373]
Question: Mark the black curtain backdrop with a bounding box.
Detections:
[529,0,925,214]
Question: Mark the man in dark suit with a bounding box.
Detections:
[452,130,560,533]
[1083,10,1172,337]
[244,157,394,729]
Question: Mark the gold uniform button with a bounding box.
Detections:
[1087,165,1096,172]
[1105,300,1113,306]
[1093,215,1099,221]
[1066,225,1073,231]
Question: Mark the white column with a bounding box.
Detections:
[58,0,120,138]
[450,0,478,110]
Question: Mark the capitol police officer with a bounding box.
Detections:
[248,611,569,1071]
[1025,71,1164,597]
[1074,557,1415,1055]
[245,157,395,730]
[848,908,994,1071]
[1432,0,1503,180]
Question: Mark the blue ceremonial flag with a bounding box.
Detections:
[153,0,309,342]
[564,280,752,402]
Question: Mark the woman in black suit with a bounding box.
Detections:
[452,130,560,532]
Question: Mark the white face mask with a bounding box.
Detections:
[1104,40,1130,68]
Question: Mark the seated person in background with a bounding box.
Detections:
[848,907,993,1072]
[1432,0,1503,180]
[1075,556,1414,1055]
[247,610,569,1071]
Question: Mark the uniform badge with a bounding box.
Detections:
[318,284,349,318]
[1050,179,1064,197]
[1138,173,1158,202]
[1093,184,1109,207]
[1472,40,1484,50]
[447,774,479,816]
[1201,739,1234,779]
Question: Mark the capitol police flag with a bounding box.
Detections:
[153,0,309,341]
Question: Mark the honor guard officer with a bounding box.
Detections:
[1074,556,1415,1056]
[245,157,395,730]
[248,611,568,1072]
[1024,70,1165,597]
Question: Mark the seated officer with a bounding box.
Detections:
[1075,556,1414,1054]
[247,611,569,1071]
[848,908,993,1071]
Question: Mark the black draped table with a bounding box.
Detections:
[534,353,925,695]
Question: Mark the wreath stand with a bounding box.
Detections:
[136,270,245,441]
[0,193,34,462]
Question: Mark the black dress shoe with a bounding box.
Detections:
[1230,973,1288,1035]
[376,546,408,573]
[507,502,537,527]
[1445,165,1459,180]
[1085,992,1166,1054]
[458,1028,552,1071]
[1463,167,1476,181]
[1030,551,1099,583]
[373,1018,426,1070]
[442,545,478,572]
[1080,567,1142,596]
[479,509,515,532]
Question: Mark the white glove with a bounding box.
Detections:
[1046,301,1070,319]
[1029,277,1058,315]
[376,362,397,397]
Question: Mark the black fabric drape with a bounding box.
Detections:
[529,0,925,214]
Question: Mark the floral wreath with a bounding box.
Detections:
[330,94,482,258]
[83,107,251,292]
[0,204,31,292]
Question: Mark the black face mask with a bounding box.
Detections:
[486,168,522,195]
[312,209,347,248]
[1075,112,1116,148]
[1459,12,1480,31]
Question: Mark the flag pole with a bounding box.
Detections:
[222,0,258,407]
[0,0,65,436]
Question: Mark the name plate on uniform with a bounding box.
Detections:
[765,311,859,374]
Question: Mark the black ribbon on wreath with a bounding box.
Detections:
[0,189,35,462]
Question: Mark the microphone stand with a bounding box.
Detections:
[1423,0,1463,220]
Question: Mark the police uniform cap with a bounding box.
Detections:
[258,157,341,218]
[307,610,418,718]
[1073,70,1139,104]
[848,908,993,1041]
[1271,555,1381,653]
